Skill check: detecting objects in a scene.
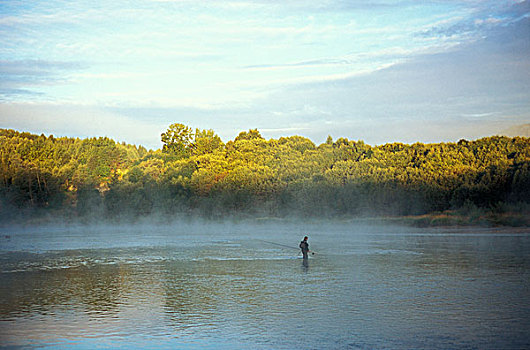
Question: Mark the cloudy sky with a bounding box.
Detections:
[1,0,529,149]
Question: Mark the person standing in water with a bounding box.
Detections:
[299,236,310,259]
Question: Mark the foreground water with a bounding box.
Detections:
[0,221,529,349]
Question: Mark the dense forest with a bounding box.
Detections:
[1,125,529,225]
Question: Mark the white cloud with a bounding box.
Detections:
[461,112,499,118]
[1,0,528,146]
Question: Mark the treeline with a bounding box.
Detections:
[1,125,529,224]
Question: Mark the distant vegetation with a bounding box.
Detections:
[1,125,529,226]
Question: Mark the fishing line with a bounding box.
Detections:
[258,239,299,250]
[258,239,316,255]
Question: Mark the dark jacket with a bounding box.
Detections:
[299,240,309,253]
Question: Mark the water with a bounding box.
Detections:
[1,222,529,349]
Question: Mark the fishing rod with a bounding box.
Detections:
[258,239,316,255]
[258,239,299,250]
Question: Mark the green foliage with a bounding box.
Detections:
[0,130,140,219]
[161,123,224,158]
[234,128,263,142]
[1,127,529,223]
[161,123,194,156]
[193,129,224,156]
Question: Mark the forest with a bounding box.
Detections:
[1,124,529,226]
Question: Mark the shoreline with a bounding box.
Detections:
[2,210,529,231]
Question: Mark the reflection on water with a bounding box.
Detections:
[1,223,529,349]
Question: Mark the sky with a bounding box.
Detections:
[1,0,529,149]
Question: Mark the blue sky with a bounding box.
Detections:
[1,0,529,149]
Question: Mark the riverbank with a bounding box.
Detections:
[389,210,529,228]
[3,208,529,231]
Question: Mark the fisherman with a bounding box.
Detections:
[299,236,310,259]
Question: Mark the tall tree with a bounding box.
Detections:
[161,123,194,157]
[234,129,263,142]
[193,129,224,155]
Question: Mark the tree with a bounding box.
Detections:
[234,129,263,142]
[161,123,194,157]
[1,127,529,222]
[193,129,224,155]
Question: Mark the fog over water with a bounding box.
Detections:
[1,221,529,349]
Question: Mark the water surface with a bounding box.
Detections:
[1,222,529,349]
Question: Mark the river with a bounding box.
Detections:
[1,221,529,349]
